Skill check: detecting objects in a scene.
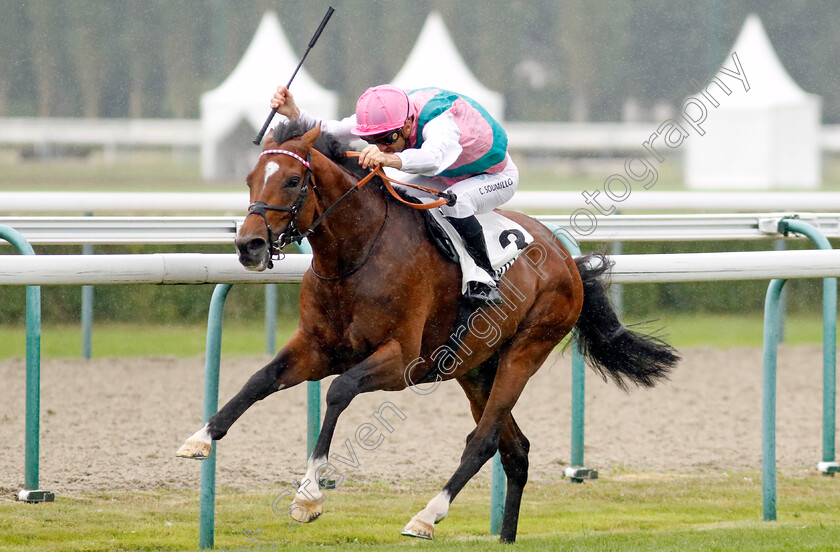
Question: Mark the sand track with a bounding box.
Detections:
[0,345,834,497]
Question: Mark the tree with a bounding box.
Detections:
[159,3,207,118]
[0,1,28,114]
[27,2,69,116]
[68,1,115,117]
[556,1,632,121]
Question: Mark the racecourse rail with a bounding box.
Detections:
[3,241,839,542]
[5,212,840,244]
[3,204,840,546]
[7,190,840,213]
[4,249,840,284]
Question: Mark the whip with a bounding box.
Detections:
[253,6,335,145]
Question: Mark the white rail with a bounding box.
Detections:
[0,192,246,214]
[2,250,840,286]
[6,191,840,214]
[0,217,242,244]
[0,254,309,285]
[505,191,840,213]
[5,118,840,153]
[3,213,840,245]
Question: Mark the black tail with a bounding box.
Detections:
[574,253,679,390]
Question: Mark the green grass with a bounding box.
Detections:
[0,155,239,193]
[3,151,840,193]
[0,312,831,361]
[622,312,832,349]
[0,320,300,360]
[0,154,619,193]
[1,473,839,551]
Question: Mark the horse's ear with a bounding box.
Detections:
[263,128,278,149]
[301,123,321,150]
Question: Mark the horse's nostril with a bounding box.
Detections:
[236,236,267,257]
[246,238,267,255]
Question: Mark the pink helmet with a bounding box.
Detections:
[351,85,410,136]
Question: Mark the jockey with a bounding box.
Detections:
[271,84,519,304]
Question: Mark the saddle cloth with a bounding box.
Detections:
[424,203,534,294]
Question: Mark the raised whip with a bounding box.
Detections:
[253,6,335,145]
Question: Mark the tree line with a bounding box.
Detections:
[1,0,838,123]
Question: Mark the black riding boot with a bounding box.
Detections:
[446,215,502,304]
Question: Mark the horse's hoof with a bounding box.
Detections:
[290,496,324,523]
[401,518,434,540]
[175,440,211,460]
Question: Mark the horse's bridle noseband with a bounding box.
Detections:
[245,149,315,268]
[247,148,369,269]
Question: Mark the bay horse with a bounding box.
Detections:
[177,120,678,543]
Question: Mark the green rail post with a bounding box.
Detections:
[489,451,505,534]
[762,278,785,520]
[297,239,321,458]
[81,212,94,359]
[1,225,51,502]
[542,224,594,483]
[778,219,838,473]
[265,284,277,355]
[762,218,839,521]
[307,379,321,458]
[82,244,94,359]
[199,283,232,550]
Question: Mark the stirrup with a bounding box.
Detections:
[465,281,502,305]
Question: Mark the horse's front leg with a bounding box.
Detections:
[291,338,407,523]
[176,330,328,459]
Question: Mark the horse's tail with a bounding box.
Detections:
[573,253,679,390]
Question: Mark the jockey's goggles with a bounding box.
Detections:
[361,128,402,146]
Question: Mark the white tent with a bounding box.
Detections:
[391,11,505,121]
[685,14,821,189]
[201,11,338,180]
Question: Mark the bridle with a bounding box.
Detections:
[245,149,315,267]
[246,148,377,270]
[246,147,457,270]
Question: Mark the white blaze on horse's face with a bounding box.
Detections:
[264,161,280,186]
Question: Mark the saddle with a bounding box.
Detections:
[422,205,533,293]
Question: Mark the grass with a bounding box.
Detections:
[0,312,832,361]
[0,152,683,193]
[3,150,840,193]
[0,153,239,193]
[1,473,839,551]
[0,320,300,360]
[622,311,832,349]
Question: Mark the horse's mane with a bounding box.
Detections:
[272,120,369,181]
[272,119,424,208]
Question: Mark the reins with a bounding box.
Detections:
[344,151,456,210]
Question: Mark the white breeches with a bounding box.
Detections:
[384,155,519,218]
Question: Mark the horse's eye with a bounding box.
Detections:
[285,175,301,188]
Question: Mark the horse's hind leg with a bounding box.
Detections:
[459,364,531,543]
[401,359,531,542]
[176,331,324,459]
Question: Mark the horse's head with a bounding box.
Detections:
[236,124,321,271]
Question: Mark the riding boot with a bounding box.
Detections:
[446,215,502,305]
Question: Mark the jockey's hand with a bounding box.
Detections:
[358,145,402,170]
[270,86,300,120]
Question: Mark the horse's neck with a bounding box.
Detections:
[305,156,389,272]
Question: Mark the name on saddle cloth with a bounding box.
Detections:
[426,208,533,293]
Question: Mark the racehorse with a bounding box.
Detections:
[177,120,679,543]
